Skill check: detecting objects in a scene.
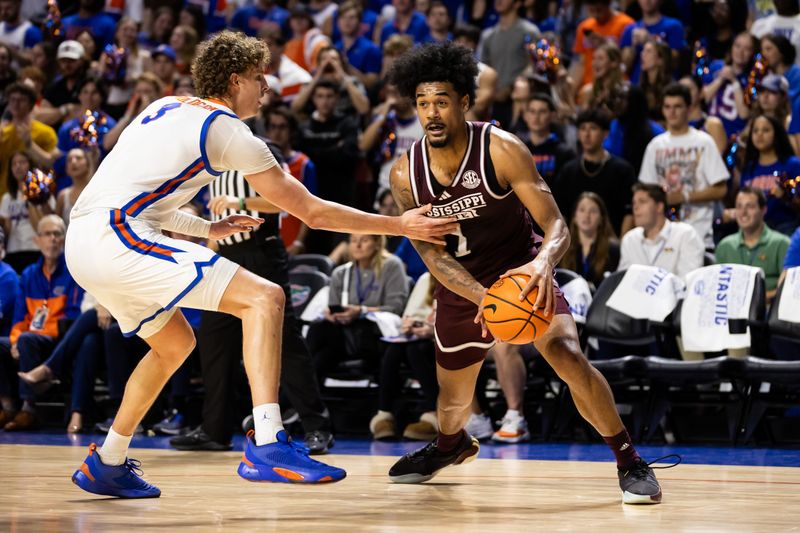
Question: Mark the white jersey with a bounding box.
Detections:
[66,95,276,338]
[72,96,277,227]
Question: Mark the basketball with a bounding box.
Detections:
[482,274,551,344]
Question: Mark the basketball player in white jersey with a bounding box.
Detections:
[66,30,457,498]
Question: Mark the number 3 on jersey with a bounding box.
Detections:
[447,225,471,258]
[141,102,181,124]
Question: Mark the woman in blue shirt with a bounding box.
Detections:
[739,113,800,235]
[702,32,755,138]
[760,33,800,109]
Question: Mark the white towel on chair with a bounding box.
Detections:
[606,265,685,321]
[560,277,593,324]
[680,264,761,352]
[365,311,403,338]
[778,266,800,323]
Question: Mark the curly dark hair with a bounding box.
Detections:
[192,30,269,99]
[388,42,478,107]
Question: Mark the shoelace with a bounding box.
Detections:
[124,458,144,477]
[285,437,334,468]
[408,441,438,463]
[287,437,312,457]
[626,454,682,480]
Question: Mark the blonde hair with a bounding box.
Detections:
[192,30,270,99]
[589,42,624,110]
[348,235,390,277]
[137,71,164,97]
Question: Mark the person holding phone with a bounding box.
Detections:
[307,233,409,386]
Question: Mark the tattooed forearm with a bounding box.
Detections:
[414,240,485,305]
[390,157,483,304]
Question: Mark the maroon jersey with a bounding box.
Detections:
[408,122,569,370]
[409,122,542,294]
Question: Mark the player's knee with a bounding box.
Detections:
[544,337,588,379]
[249,280,285,315]
[155,335,196,368]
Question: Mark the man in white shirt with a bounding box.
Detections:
[619,183,705,278]
[0,0,42,54]
[638,82,729,247]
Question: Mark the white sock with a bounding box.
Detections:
[506,409,521,420]
[253,403,283,446]
[98,428,132,466]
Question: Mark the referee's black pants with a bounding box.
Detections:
[198,236,330,443]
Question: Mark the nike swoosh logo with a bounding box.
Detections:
[484,304,497,314]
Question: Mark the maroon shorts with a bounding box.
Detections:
[434,279,571,371]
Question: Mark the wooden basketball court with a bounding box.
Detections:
[2,444,799,532]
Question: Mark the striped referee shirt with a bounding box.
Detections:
[209,136,286,247]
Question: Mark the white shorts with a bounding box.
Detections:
[65,209,239,338]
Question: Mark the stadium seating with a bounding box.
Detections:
[288,254,335,275]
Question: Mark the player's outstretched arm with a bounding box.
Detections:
[244,165,459,245]
[491,129,571,316]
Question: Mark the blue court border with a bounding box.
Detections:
[2,432,799,468]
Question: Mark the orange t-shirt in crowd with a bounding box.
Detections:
[573,11,634,86]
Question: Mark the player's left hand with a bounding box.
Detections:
[501,257,556,317]
[209,214,264,240]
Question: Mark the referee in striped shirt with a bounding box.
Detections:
[170,138,335,454]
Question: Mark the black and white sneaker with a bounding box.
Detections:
[388,432,480,483]
[618,455,681,504]
[169,427,232,451]
[304,430,334,455]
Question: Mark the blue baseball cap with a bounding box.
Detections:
[152,44,176,63]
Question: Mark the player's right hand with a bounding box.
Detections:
[400,204,458,245]
[473,287,490,338]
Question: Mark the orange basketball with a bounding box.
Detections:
[482,274,551,344]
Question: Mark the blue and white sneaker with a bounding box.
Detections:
[72,443,161,498]
[237,430,346,484]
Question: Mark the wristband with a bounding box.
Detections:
[360,305,368,317]
[238,197,246,211]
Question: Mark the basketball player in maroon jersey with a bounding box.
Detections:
[386,42,668,504]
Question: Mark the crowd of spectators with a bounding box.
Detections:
[0,0,799,445]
